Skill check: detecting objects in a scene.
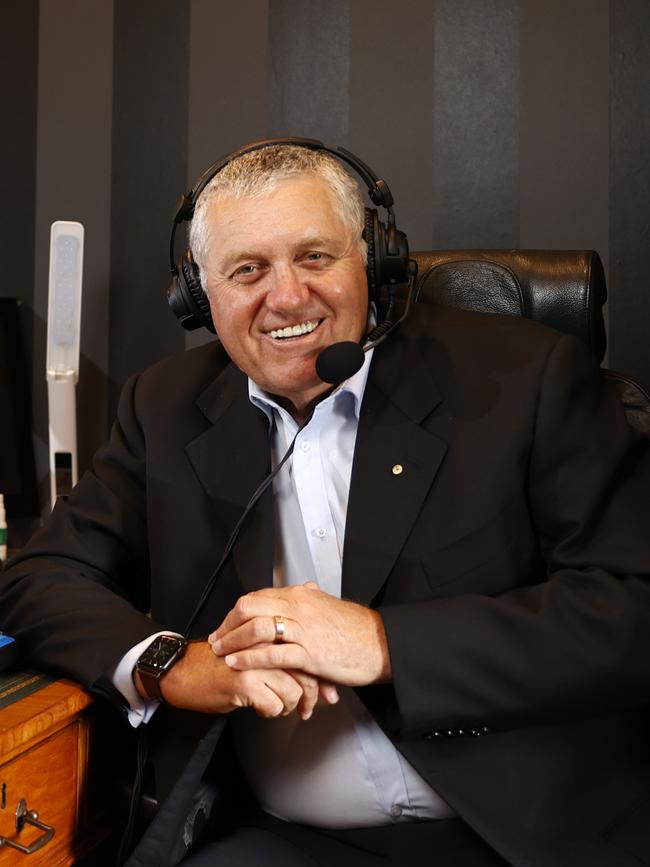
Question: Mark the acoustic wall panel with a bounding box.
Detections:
[520,0,610,270]
[349,0,436,251]
[0,2,38,314]
[610,0,650,391]
[269,0,350,144]
[431,0,520,249]
[109,0,189,416]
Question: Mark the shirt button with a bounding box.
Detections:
[390,804,403,818]
[300,441,309,451]
[314,527,327,538]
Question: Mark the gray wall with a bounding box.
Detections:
[2,0,649,510]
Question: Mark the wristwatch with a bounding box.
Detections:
[135,635,187,701]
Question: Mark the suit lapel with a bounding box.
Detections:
[185,363,274,594]
[342,332,448,604]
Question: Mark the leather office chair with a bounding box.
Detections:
[410,250,650,435]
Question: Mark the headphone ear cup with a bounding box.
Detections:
[167,250,216,333]
[363,208,381,302]
[384,224,410,286]
[364,208,411,300]
[363,208,409,301]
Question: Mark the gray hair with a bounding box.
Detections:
[189,145,367,274]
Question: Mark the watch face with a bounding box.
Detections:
[138,636,185,671]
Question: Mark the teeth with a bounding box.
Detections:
[269,319,319,339]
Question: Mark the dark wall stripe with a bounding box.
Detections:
[432,0,520,249]
[609,0,650,392]
[269,0,350,143]
[520,0,609,277]
[349,0,435,251]
[0,3,38,311]
[0,0,38,422]
[110,0,189,417]
[186,0,270,352]
[0,3,38,529]
[34,0,114,498]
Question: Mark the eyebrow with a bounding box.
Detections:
[220,234,345,272]
[220,250,263,272]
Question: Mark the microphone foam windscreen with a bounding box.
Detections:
[315,341,365,384]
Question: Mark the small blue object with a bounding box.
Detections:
[0,632,18,671]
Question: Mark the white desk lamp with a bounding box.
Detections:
[46,221,84,509]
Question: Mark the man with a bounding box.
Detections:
[2,142,650,867]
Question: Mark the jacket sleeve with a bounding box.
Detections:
[378,333,650,737]
[0,372,164,691]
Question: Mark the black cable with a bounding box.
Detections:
[182,409,315,639]
[116,724,149,866]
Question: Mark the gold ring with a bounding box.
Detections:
[274,615,286,643]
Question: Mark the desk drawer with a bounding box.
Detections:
[0,722,79,866]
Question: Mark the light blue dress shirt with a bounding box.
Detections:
[231,349,455,828]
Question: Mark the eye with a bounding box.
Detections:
[302,251,330,266]
[231,263,263,283]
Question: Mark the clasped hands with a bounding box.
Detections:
[156,582,391,720]
[205,581,391,720]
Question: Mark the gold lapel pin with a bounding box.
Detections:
[392,464,403,475]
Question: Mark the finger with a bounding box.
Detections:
[211,617,300,655]
[262,670,303,718]
[210,594,291,643]
[237,668,303,718]
[235,670,283,718]
[290,671,319,720]
[318,681,340,704]
[225,643,311,674]
[209,584,323,644]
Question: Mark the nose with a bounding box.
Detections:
[266,264,310,314]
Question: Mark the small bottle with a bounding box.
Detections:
[0,494,7,563]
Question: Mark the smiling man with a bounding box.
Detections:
[2,142,650,867]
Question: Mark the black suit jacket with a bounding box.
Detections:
[2,305,650,867]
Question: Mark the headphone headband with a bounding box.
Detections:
[175,137,394,224]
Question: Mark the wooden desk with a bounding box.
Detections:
[0,679,107,865]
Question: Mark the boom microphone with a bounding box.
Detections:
[315,261,418,386]
[315,341,365,384]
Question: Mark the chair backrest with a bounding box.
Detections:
[410,250,650,435]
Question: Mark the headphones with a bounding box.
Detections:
[166,137,412,334]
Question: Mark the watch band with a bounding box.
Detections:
[138,667,166,701]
